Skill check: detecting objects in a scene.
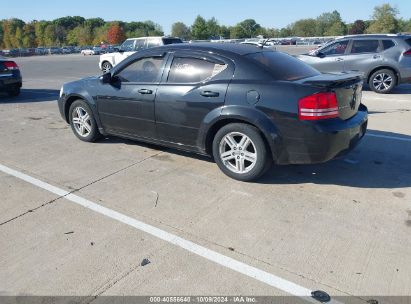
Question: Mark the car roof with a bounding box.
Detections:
[126,36,180,40]
[150,42,271,56]
[340,34,411,40]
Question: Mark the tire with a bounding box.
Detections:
[102,61,113,73]
[212,123,272,182]
[69,100,100,142]
[369,69,396,94]
[8,86,20,97]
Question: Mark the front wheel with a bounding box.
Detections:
[69,100,100,142]
[369,69,396,94]
[101,61,113,73]
[212,123,271,181]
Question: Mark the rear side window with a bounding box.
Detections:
[146,38,162,48]
[168,57,227,83]
[382,40,395,50]
[134,39,146,51]
[246,52,319,81]
[351,40,379,54]
[163,38,183,45]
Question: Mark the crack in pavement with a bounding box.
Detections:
[0,150,165,226]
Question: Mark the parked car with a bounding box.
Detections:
[99,36,183,73]
[0,59,22,96]
[48,47,61,55]
[58,43,367,181]
[81,48,95,56]
[297,34,411,93]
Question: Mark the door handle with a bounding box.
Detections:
[138,89,153,94]
[200,91,219,97]
[373,55,381,59]
[336,58,344,62]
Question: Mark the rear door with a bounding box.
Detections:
[343,39,383,75]
[155,51,233,146]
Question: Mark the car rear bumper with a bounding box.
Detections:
[0,75,22,91]
[276,105,368,165]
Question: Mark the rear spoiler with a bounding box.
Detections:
[302,72,363,88]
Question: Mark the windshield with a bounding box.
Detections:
[246,51,320,81]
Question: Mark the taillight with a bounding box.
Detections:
[4,61,19,70]
[403,49,411,56]
[298,92,339,121]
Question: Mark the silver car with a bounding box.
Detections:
[297,34,411,93]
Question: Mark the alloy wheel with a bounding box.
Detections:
[372,73,393,92]
[72,106,92,137]
[219,132,257,174]
[102,62,112,73]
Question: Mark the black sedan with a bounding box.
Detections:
[0,59,22,96]
[58,43,368,181]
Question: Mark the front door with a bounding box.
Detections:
[96,55,166,139]
[306,40,350,73]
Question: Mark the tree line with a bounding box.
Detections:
[174,4,411,40]
[1,3,410,49]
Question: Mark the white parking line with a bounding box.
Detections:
[366,133,411,142]
[0,163,340,303]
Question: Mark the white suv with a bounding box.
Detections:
[99,36,183,72]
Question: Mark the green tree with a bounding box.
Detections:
[290,19,317,37]
[191,15,209,40]
[316,10,345,36]
[22,23,36,47]
[367,3,399,33]
[34,21,49,46]
[218,25,231,39]
[171,22,191,40]
[237,19,261,38]
[206,17,220,38]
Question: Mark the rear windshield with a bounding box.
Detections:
[405,38,411,47]
[162,38,183,45]
[246,51,320,81]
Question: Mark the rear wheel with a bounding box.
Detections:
[102,61,113,73]
[369,69,396,94]
[212,123,271,181]
[69,100,100,142]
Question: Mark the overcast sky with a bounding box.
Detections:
[2,0,410,34]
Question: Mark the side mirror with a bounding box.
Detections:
[101,72,112,84]
[317,52,326,58]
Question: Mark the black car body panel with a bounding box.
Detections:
[58,43,368,165]
[0,60,22,92]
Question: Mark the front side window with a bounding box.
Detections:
[167,57,227,83]
[116,57,164,83]
[134,39,146,51]
[350,40,380,54]
[120,40,134,52]
[320,40,349,56]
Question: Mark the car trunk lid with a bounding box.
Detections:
[301,73,363,120]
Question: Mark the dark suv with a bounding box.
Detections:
[297,34,411,93]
